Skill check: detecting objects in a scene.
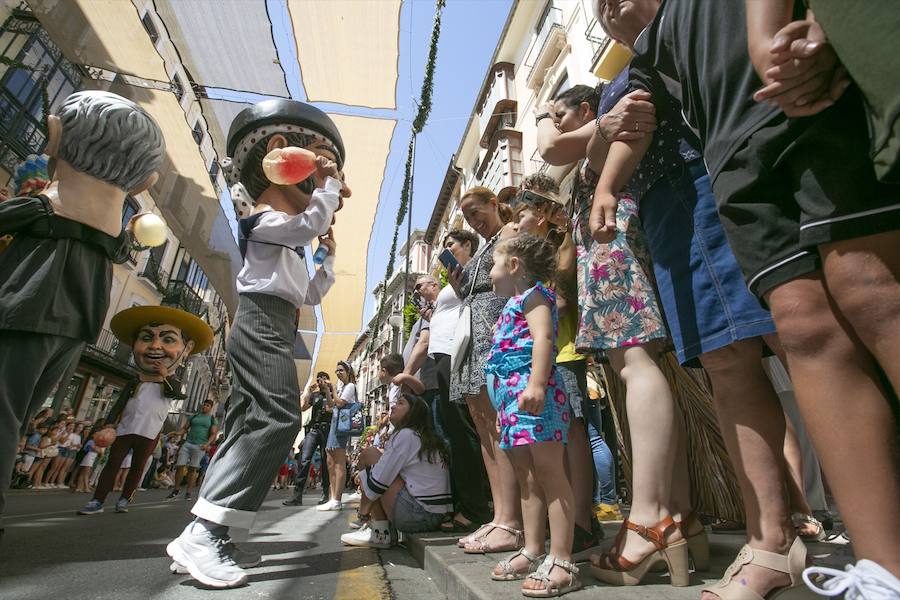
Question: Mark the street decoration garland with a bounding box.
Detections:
[366,0,446,356]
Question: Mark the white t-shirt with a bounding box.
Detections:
[236,177,341,308]
[338,382,357,407]
[388,383,401,409]
[116,383,171,440]
[66,432,82,451]
[428,285,461,356]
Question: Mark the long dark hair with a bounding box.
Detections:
[396,393,449,465]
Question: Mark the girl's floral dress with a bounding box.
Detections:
[484,283,569,450]
[571,160,668,353]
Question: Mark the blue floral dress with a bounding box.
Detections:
[571,161,668,353]
[485,283,570,450]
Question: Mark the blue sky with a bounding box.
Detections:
[206,0,512,348]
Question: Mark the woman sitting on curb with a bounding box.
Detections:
[341,376,452,548]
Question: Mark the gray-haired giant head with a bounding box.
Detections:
[54,91,165,192]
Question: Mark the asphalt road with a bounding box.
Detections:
[0,486,439,600]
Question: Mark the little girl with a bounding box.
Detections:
[485,234,580,597]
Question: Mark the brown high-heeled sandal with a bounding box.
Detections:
[676,510,710,571]
[589,516,690,587]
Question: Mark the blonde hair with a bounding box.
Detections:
[461,186,513,224]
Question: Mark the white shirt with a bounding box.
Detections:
[388,383,401,409]
[236,177,341,308]
[66,432,82,451]
[337,382,357,407]
[116,383,172,440]
[428,285,461,356]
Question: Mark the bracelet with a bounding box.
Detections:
[596,115,611,142]
[535,112,551,126]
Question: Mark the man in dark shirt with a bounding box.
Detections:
[0,91,164,530]
[283,372,333,506]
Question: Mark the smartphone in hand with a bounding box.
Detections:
[438,248,468,286]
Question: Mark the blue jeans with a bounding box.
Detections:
[584,399,616,504]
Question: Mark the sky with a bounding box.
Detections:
[203,0,512,361]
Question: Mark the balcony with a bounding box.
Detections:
[163,279,207,317]
[85,328,133,367]
[525,6,567,91]
[477,127,523,192]
[139,253,170,293]
[530,147,550,174]
[477,62,516,149]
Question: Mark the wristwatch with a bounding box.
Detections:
[535,112,551,126]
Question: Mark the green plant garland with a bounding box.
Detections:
[366,0,446,356]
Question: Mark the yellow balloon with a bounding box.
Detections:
[133,213,167,247]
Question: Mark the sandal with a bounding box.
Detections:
[522,555,582,597]
[441,514,478,535]
[677,510,710,571]
[492,548,546,581]
[792,513,826,542]
[702,536,806,599]
[590,516,690,587]
[464,522,524,554]
[457,522,495,548]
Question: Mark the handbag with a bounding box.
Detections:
[337,402,364,436]
[450,238,493,373]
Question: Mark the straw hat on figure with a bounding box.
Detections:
[0,91,165,537]
[166,99,350,589]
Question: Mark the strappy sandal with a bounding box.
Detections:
[590,516,690,587]
[702,536,807,599]
[464,522,524,554]
[441,514,479,535]
[492,548,547,581]
[457,522,495,548]
[792,513,826,542]
[522,555,582,598]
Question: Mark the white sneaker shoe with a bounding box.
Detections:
[341,520,391,549]
[166,522,248,588]
[804,559,900,599]
[171,540,262,574]
[316,499,343,512]
[344,491,362,505]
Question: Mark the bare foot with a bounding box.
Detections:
[593,518,684,568]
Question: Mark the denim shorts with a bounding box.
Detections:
[326,414,350,450]
[640,158,777,366]
[177,442,205,468]
[391,487,446,533]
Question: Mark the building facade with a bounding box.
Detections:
[424,0,628,269]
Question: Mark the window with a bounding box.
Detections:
[192,120,204,145]
[141,12,160,45]
[550,71,571,99]
[172,74,184,102]
[208,159,219,182]
[0,13,82,168]
[121,196,140,229]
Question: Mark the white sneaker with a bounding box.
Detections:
[316,499,343,512]
[341,520,391,549]
[804,559,900,599]
[171,540,262,573]
[166,522,248,589]
[344,491,362,504]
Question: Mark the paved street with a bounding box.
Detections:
[0,487,436,600]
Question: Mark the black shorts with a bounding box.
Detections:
[712,87,900,299]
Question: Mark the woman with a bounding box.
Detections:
[341,392,452,548]
[538,85,695,587]
[447,187,523,554]
[431,230,493,535]
[319,360,356,511]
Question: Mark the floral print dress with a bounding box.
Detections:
[571,160,668,353]
[484,283,570,450]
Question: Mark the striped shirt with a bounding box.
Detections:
[361,428,452,514]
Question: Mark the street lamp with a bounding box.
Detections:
[388,312,403,353]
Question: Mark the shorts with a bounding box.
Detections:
[326,415,350,450]
[641,159,776,366]
[21,454,36,471]
[556,361,587,420]
[391,486,446,533]
[713,87,900,299]
[177,442,205,468]
[80,452,97,468]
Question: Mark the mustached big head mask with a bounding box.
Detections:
[223,100,345,218]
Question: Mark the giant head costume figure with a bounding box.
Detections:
[222,100,345,218]
[43,91,165,236]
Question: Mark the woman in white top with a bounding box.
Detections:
[50,421,84,487]
[341,391,452,548]
[432,230,495,536]
[320,360,357,511]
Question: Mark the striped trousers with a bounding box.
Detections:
[193,293,300,530]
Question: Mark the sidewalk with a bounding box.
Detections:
[401,522,853,600]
